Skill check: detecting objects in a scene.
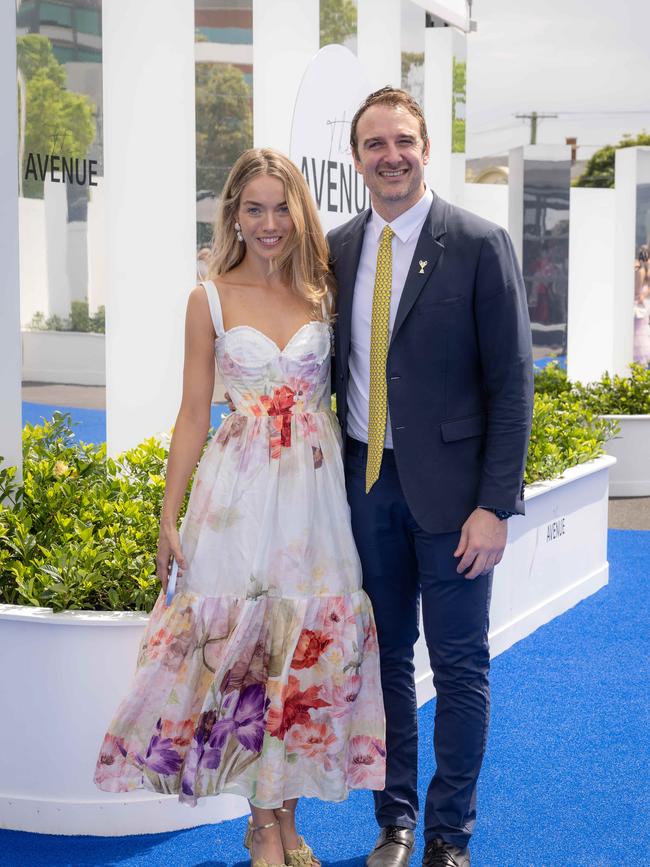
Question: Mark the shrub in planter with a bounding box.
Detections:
[0,396,615,613]
[571,363,650,415]
[0,413,187,613]
[533,361,570,398]
[525,392,616,485]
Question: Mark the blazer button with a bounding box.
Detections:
[339,373,344,381]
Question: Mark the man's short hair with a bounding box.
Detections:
[350,86,429,159]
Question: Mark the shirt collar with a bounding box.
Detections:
[369,186,434,244]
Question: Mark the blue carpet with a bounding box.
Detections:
[533,355,566,370]
[2,529,648,866]
[21,403,228,446]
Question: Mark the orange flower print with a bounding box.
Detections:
[291,629,333,670]
[160,718,195,749]
[94,734,131,790]
[267,675,330,740]
[285,719,337,765]
[260,386,295,458]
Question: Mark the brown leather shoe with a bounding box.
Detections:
[422,838,470,867]
[366,826,415,867]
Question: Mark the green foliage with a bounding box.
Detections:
[451,58,466,154]
[17,35,96,199]
[572,364,650,415]
[525,392,617,485]
[0,414,189,613]
[195,63,253,199]
[401,51,424,84]
[320,0,357,46]
[533,362,570,398]
[28,301,105,333]
[574,131,650,188]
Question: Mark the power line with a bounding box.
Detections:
[514,111,558,144]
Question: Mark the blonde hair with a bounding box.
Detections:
[207,148,334,319]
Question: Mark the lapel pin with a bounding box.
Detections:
[418,260,428,274]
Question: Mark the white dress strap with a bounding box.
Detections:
[201,279,225,337]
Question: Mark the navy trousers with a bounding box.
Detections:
[345,438,492,848]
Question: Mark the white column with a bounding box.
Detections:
[567,187,616,382]
[424,26,466,204]
[357,0,401,91]
[508,146,524,264]
[103,0,196,455]
[613,146,650,376]
[0,5,22,479]
[252,0,319,152]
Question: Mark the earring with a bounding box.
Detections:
[234,222,244,242]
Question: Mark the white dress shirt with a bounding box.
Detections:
[347,186,434,448]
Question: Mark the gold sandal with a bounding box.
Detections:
[243,817,287,867]
[275,808,321,867]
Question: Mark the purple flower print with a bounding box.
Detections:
[230,683,268,753]
[180,709,216,797]
[138,718,183,776]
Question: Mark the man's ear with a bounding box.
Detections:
[423,140,431,165]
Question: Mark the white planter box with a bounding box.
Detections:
[602,415,650,497]
[0,455,615,836]
[415,454,616,704]
[0,607,247,836]
[21,330,105,386]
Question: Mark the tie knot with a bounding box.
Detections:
[381,225,394,243]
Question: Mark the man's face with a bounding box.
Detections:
[353,104,430,219]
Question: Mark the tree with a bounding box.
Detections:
[195,63,253,198]
[17,35,96,198]
[320,0,357,47]
[574,131,650,188]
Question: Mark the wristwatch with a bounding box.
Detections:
[480,507,513,521]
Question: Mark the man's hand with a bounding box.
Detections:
[454,508,507,580]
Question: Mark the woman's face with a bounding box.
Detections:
[236,174,294,263]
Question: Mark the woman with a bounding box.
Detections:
[94,149,386,867]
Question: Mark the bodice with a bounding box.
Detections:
[215,320,333,416]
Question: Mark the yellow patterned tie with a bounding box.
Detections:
[366,225,394,493]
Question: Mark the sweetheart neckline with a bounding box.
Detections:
[216,320,329,354]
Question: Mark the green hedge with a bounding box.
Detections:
[0,414,182,613]
[0,394,616,613]
[534,362,650,413]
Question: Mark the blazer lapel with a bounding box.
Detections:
[391,196,448,345]
[334,210,370,366]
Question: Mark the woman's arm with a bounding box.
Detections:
[156,286,216,589]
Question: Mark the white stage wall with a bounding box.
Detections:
[253,0,319,154]
[567,187,616,383]
[0,5,22,478]
[461,182,508,229]
[424,25,466,204]
[103,0,196,455]
[357,0,401,91]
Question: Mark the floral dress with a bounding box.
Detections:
[94,280,386,807]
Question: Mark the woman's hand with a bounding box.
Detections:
[156,522,187,592]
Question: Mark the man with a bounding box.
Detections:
[327,87,534,867]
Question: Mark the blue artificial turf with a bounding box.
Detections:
[533,354,566,370]
[1,529,648,866]
[21,403,229,446]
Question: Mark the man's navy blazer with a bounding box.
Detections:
[327,193,535,535]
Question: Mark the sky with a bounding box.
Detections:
[465,0,650,159]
